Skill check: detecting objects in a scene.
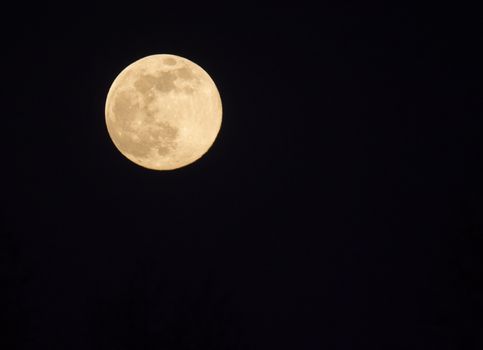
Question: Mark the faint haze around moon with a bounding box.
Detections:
[105,54,222,170]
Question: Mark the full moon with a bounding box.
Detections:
[105,54,222,170]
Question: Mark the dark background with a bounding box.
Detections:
[2,3,482,349]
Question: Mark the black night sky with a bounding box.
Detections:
[2,3,482,349]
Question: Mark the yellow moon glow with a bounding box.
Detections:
[105,54,222,170]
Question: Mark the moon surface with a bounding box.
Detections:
[105,54,222,170]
